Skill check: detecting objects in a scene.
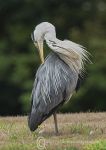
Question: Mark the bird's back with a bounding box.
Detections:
[28,52,78,131]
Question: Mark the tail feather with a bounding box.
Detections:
[28,108,43,131]
[28,98,65,131]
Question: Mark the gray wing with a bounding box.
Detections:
[28,52,78,131]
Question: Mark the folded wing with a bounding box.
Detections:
[28,52,78,131]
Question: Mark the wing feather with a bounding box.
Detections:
[28,52,78,131]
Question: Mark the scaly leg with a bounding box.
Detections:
[53,112,59,135]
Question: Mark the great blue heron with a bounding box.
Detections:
[28,22,90,134]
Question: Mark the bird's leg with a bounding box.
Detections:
[53,112,59,135]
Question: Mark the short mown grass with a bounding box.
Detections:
[70,123,91,135]
[84,140,106,150]
[0,113,106,150]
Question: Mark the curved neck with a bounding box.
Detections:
[44,32,83,73]
[44,31,56,41]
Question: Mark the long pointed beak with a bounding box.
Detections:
[36,41,44,64]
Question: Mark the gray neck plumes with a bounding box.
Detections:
[44,32,89,74]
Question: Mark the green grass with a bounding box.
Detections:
[0,113,106,150]
[84,140,106,150]
[70,123,91,135]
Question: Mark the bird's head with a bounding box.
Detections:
[31,22,55,64]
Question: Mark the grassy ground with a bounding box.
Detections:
[0,113,106,150]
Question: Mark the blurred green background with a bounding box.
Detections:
[0,0,106,115]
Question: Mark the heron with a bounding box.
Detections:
[28,22,90,134]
